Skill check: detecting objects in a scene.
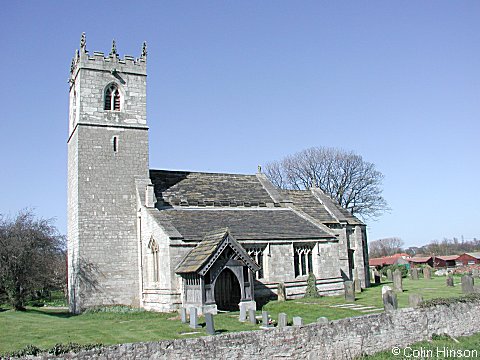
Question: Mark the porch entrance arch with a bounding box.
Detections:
[214,268,241,311]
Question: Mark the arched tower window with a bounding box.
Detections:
[104,84,121,111]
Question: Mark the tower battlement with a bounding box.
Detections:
[70,33,147,81]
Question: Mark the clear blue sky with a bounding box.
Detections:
[1,1,479,247]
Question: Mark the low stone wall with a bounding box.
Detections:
[33,301,480,360]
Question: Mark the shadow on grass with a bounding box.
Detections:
[27,308,75,319]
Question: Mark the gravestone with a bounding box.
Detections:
[393,269,403,292]
[354,269,362,293]
[374,270,381,285]
[408,294,423,308]
[472,269,479,278]
[446,275,454,287]
[461,275,474,294]
[293,316,304,326]
[424,266,432,280]
[382,290,398,311]
[180,307,187,324]
[277,282,287,302]
[382,285,393,297]
[189,308,201,329]
[205,313,215,335]
[278,313,288,328]
[344,281,355,302]
[317,317,328,324]
[239,303,247,322]
[410,268,419,280]
[386,269,393,281]
[261,310,273,329]
[248,309,257,324]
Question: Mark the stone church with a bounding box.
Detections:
[67,34,370,314]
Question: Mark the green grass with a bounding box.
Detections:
[360,333,480,359]
[263,276,465,323]
[0,276,470,355]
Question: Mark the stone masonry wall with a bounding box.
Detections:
[67,45,149,312]
[33,301,480,360]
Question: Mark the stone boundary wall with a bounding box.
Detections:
[32,301,480,360]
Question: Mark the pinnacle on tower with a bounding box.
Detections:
[110,39,118,57]
[141,41,147,59]
[80,32,87,53]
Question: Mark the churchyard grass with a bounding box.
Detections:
[0,275,469,354]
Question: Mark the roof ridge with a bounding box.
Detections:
[150,168,257,177]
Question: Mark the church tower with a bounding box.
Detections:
[67,34,149,313]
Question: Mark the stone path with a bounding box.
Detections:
[329,303,383,313]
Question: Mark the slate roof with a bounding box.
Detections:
[309,188,364,225]
[150,170,276,207]
[151,208,334,241]
[284,190,337,223]
[147,169,363,242]
[175,228,260,274]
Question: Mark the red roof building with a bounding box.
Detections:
[434,255,458,268]
[456,252,480,266]
[408,256,433,267]
[369,253,411,268]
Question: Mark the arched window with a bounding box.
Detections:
[104,84,121,111]
[148,237,159,283]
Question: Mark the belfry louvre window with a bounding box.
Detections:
[105,84,121,111]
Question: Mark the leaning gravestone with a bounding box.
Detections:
[408,294,423,308]
[278,313,288,328]
[461,275,474,294]
[446,275,454,287]
[189,308,201,329]
[382,290,398,311]
[180,307,187,324]
[277,282,287,302]
[410,268,419,280]
[344,281,355,302]
[393,269,403,292]
[386,269,393,281]
[293,316,304,326]
[205,313,216,335]
[424,266,432,280]
[248,309,256,324]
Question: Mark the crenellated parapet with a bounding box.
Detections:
[70,33,147,83]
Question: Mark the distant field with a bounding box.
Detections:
[0,275,469,355]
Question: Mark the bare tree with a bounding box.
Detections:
[0,210,66,310]
[264,146,389,220]
[368,237,404,258]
